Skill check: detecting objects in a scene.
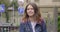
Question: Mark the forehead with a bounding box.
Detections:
[27,5,33,8]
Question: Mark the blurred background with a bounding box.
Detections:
[0,0,60,32]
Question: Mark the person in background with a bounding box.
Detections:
[18,0,24,15]
[20,3,47,32]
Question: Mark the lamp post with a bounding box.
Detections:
[53,6,58,32]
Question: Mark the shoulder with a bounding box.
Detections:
[20,21,26,27]
[20,19,27,25]
[40,17,46,24]
[20,20,26,24]
[20,17,26,23]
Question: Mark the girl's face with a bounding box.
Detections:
[27,5,35,17]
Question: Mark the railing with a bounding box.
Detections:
[0,26,19,32]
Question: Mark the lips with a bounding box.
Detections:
[28,12,33,14]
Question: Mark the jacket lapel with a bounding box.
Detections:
[27,21,33,32]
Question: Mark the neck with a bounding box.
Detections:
[29,16,36,22]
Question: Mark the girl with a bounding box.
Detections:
[20,3,47,32]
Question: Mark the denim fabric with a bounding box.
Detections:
[20,20,47,32]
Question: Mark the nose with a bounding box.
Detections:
[28,8,33,12]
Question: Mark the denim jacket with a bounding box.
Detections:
[20,20,47,32]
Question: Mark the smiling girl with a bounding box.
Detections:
[20,3,47,32]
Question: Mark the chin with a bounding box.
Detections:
[28,15,34,17]
[28,14,34,17]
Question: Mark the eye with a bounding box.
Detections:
[31,8,34,10]
[27,8,30,10]
[27,8,34,10]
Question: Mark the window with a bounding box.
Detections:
[53,0,60,2]
[26,0,30,3]
[35,0,39,3]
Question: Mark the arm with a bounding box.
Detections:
[42,20,47,32]
[19,22,25,32]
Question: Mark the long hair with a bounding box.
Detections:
[22,3,42,23]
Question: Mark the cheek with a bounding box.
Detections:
[32,10,35,14]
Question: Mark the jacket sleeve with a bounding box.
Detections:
[19,22,25,32]
[42,20,47,32]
